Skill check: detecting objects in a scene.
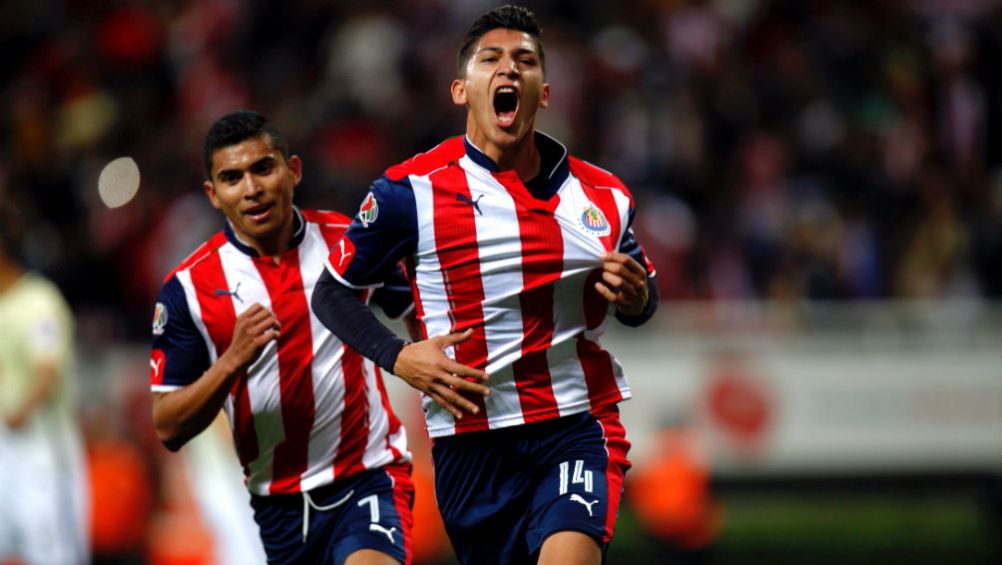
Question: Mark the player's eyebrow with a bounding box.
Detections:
[216,155,276,181]
[476,45,539,57]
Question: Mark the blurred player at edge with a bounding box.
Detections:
[149,111,418,565]
[0,202,89,565]
[312,6,659,564]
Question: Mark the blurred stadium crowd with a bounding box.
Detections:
[2,0,1002,342]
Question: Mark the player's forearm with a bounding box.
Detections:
[312,270,407,372]
[152,357,241,451]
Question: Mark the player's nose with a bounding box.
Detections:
[240,175,264,197]
[497,55,519,77]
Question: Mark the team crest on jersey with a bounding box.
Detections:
[358,192,379,227]
[578,204,611,236]
[152,302,168,336]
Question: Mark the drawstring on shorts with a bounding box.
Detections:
[301,488,354,542]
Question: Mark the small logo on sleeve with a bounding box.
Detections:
[578,204,611,236]
[152,302,168,336]
[358,192,379,227]
[331,237,356,275]
[150,349,166,385]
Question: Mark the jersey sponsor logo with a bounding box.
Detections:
[578,204,611,236]
[331,238,356,275]
[214,281,243,303]
[359,192,379,227]
[152,302,168,335]
[150,348,165,385]
[455,192,484,215]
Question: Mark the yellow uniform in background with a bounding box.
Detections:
[0,272,89,565]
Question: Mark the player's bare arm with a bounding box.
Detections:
[153,303,280,451]
[594,251,649,316]
[393,329,490,420]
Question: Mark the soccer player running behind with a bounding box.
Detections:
[150,111,418,565]
[0,203,89,565]
[312,6,658,565]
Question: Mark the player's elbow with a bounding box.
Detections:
[154,420,188,452]
[151,399,189,452]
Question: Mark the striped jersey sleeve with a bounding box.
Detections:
[150,275,210,390]
[325,176,419,289]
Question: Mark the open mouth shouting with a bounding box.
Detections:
[493,85,519,129]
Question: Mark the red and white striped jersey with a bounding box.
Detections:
[327,134,656,438]
[150,208,410,496]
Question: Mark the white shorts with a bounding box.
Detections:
[0,413,89,565]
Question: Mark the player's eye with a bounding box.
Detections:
[251,160,275,175]
[219,171,242,184]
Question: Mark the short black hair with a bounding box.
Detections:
[203,110,290,178]
[457,5,544,77]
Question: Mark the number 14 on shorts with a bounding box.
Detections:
[558,460,594,494]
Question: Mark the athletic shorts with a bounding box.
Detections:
[250,462,414,565]
[0,415,89,565]
[432,404,631,565]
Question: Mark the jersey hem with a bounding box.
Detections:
[245,453,412,496]
[425,388,631,438]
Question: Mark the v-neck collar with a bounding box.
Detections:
[462,132,570,213]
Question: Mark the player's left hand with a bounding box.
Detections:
[595,251,649,316]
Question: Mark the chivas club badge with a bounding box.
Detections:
[578,204,611,236]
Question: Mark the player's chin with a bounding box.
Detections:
[489,125,525,147]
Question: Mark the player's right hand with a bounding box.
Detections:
[393,329,490,419]
[223,303,281,373]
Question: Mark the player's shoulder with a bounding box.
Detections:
[301,208,353,228]
[15,273,70,313]
[385,136,466,182]
[568,156,631,194]
[162,230,229,285]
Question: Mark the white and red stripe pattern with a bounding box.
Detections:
[387,136,654,438]
[153,209,409,495]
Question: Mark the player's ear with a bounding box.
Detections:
[287,155,303,185]
[451,79,468,106]
[539,82,550,109]
[203,180,222,209]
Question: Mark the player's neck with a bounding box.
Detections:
[474,129,541,182]
[237,221,293,262]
